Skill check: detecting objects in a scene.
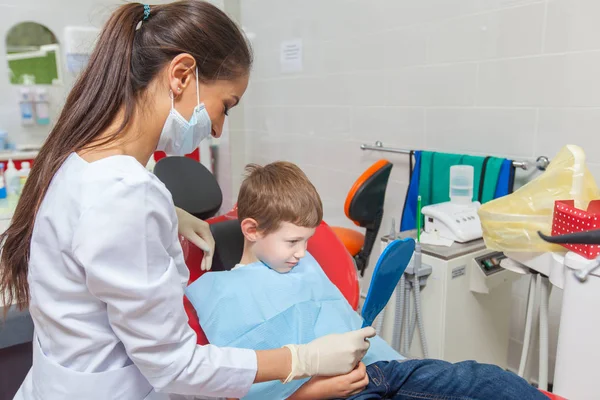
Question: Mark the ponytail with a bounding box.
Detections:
[1,0,252,314]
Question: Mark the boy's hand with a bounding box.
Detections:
[287,362,369,400]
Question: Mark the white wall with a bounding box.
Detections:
[217,0,244,213]
[235,0,600,384]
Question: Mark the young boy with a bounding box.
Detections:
[185,162,547,400]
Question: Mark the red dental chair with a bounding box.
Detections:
[180,213,360,345]
[154,156,360,346]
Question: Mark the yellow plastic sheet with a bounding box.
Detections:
[478,145,600,252]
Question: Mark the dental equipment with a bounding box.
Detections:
[532,229,600,399]
[421,165,483,243]
[574,258,600,282]
[378,230,516,366]
[413,197,428,357]
[388,196,430,357]
[538,230,600,282]
[538,228,600,245]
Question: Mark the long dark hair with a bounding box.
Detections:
[0,1,252,314]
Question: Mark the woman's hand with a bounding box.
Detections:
[175,207,215,271]
[287,362,369,400]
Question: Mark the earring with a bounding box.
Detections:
[177,87,182,92]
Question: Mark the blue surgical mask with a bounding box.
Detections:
[157,67,212,156]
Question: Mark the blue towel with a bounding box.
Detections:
[494,159,513,198]
[400,151,421,231]
[185,252,402,400]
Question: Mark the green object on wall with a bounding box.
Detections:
[8,50,58,85]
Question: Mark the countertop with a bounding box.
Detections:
[0,150,38,161]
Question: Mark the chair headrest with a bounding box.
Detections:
[154,156,222,220]
[344,160,393,227]
[210,219,245,271]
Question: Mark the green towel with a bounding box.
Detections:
[480,157,505,203]
[419,151,504,207]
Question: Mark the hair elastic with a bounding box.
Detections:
[143,4,151,21]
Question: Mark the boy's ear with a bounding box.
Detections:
[240,218,260,241]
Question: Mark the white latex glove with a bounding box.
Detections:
[175,207,215,271]
[282,327,376,383]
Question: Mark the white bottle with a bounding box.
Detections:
[35,88,50,126]
[19,161,31,192]
[449,165,474,205]
[19,88,35,126]
[5,159,19,196]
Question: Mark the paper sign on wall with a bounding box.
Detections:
[280,39,303,73]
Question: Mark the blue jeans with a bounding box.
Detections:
[340,360,548,400]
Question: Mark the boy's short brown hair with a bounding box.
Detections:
[237,161,323,234]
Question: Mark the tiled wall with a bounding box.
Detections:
[235,0,600,383]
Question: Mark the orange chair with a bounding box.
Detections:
[331,160,393,276]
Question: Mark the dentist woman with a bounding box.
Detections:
[0,2,375,399]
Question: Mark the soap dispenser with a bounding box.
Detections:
[19,88,35,126]
[35,88,50,125]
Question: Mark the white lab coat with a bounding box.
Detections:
[13,153,257,399]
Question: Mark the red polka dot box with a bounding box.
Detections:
[551,200,600,259]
